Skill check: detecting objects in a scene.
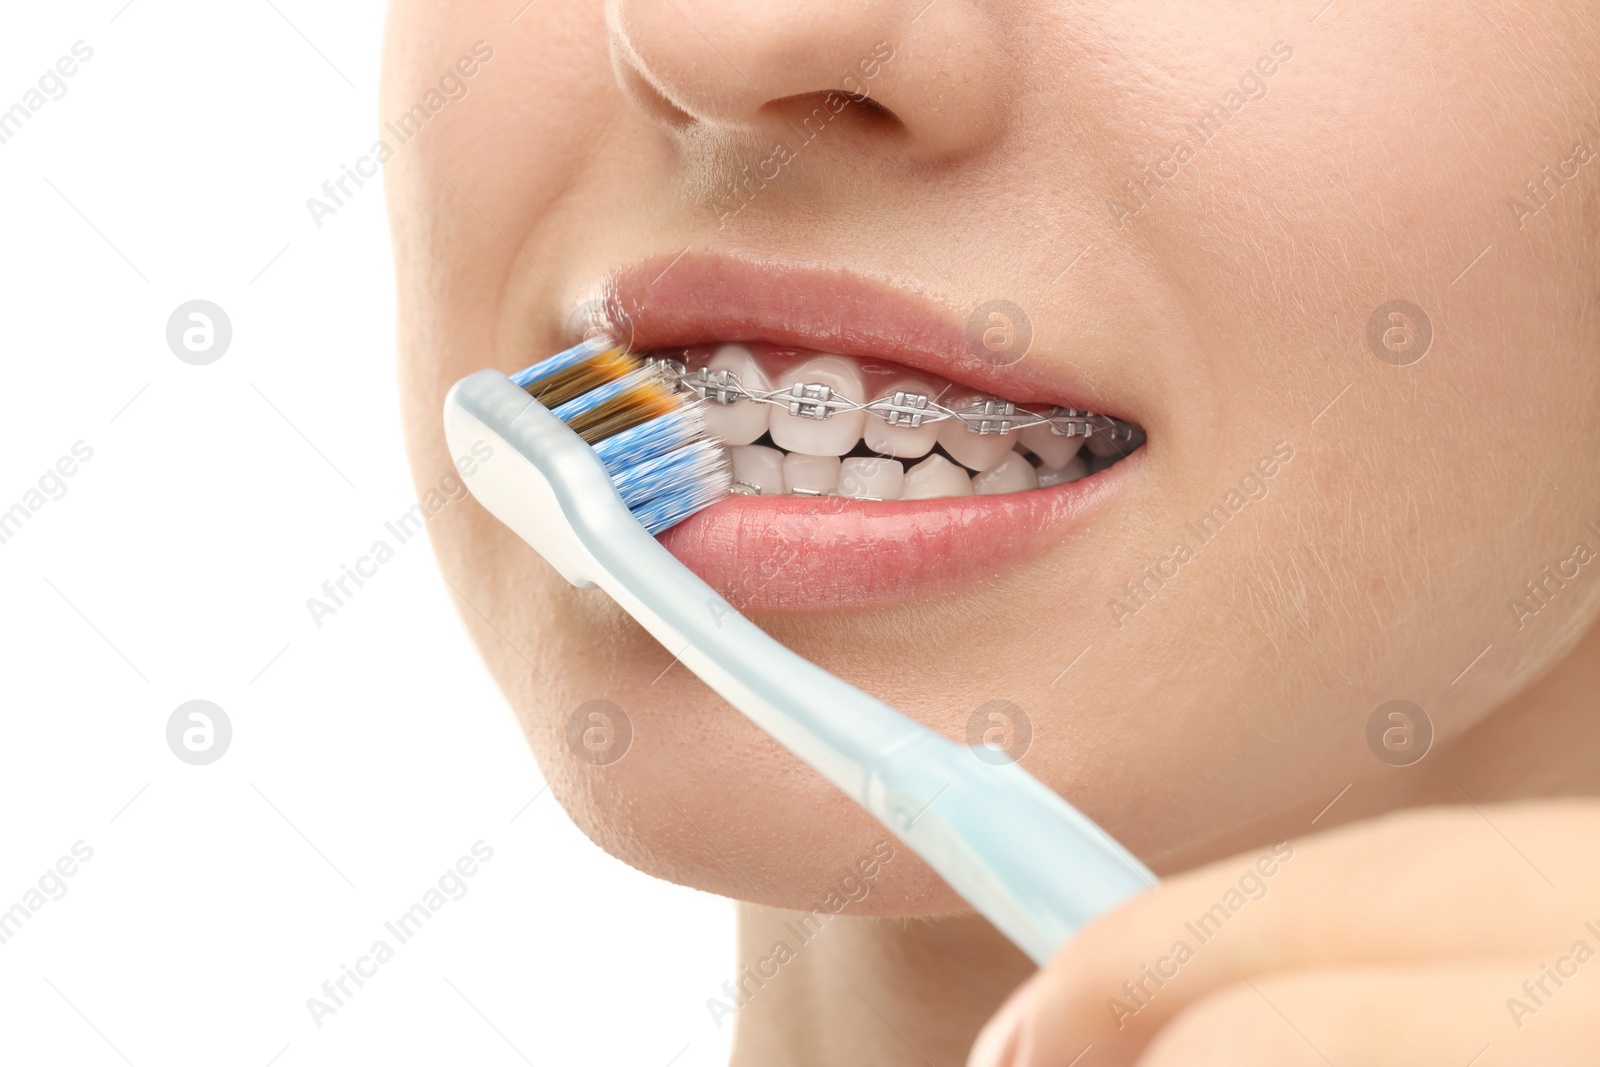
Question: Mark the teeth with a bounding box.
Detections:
[902,454,974,500]
[729,444,786,495]
[701,344,771,446]
[862,378,941,459]
[783,452,841,495]
[839,457,904,501]
[936,394,1017,471]
[972,452,1041,495]
[1086,431,1124,458]
[1020,423,1081,470]
[668,349,1139,502]
[1036,453,1090,487]
[768,355,866,457]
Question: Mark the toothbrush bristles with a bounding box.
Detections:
[566,378,680,444]
[524,346,634,409]
[517,338,730,533]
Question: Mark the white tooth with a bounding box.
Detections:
[862,378,940,459]
[1036,453,1090,487]
[839,457,904,500]
[729,444,786,495]
[782,453,840,496]
[1086,430,1124,458]
[768,355,867,457]
[700,344,771,446]
[902,454,974,500]
[1020,423,1082,470]
[972,452,1040,495]
[937,395,1017,471]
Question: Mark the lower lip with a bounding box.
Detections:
[657,449,1144,612]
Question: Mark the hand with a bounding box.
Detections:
[968,802,1600,1066]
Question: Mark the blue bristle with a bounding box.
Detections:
[608,433,730,534]
[614,432,730,534]
[591,409,702,475]
[627,452,732,533]
[613,439,726,506]
[509,335,612,389]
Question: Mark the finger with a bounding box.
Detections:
[998,802,1600,1065]
[1137,965,1574,1067]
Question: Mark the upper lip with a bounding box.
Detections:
[579,251,1135,421]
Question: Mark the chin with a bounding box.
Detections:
[524,654,971,916]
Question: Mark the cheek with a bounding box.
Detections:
[1114,4,1600,682]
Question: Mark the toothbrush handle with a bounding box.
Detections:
[863,730,1155,963]
[600,535,1155,965]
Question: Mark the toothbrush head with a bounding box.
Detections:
[512,337,731,534]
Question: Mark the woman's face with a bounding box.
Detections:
[385,0,1600,911]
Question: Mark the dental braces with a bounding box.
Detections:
[645,359,1142,444]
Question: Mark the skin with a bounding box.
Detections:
[382,1,1600,1063]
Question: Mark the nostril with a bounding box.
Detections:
[759,91,906,137]
[848,94,901,127]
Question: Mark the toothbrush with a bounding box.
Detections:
[443,337,1156,964]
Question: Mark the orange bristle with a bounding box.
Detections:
[568,379,681,443]
[525,346,635,408]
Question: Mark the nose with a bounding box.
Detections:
[606,0,1007,159]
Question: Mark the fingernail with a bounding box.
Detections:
[967,980,1032,1067]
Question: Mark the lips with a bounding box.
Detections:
[590,253,1134,417]
[567,252,1146,611]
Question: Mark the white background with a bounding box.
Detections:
[0,3,734,1065]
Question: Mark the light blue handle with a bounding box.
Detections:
[599,539,1157,963]
[448,370,1156,963]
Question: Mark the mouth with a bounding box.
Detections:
[569,252,1148,610]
